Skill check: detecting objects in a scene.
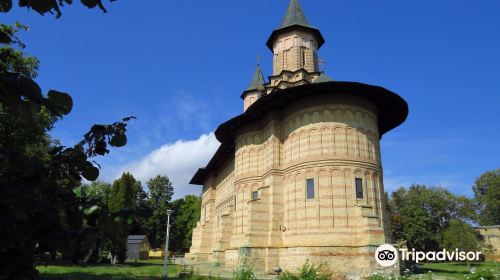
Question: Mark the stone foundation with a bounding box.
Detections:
[188,245,399,279]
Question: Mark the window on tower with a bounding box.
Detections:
[252,190,259,200]
[306,178,315,199]
[355,178,363,198]
[302,48,306,67]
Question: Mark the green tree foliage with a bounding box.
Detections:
[386,192,405,244]
[0,0,116,18]
[473,169,500,226]
[442,220,481,253]
[390,185,475,251]
[144,175,174,248]
[0,22,133,279]
[170,195,201,253]
[86,181,112,205]
[109,172,140,212]
[106,172,141,262]
[0,22,39,78]
[130,185,150,235]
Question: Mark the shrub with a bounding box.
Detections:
[233,266,257,280]
[279,271,299,280]
[365,271,424,280]
[465,268,496,280]
[365,273,387,280]
[278,260,330,280]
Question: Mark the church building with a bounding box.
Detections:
[185,0,408,277]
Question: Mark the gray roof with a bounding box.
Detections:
[313,73,333,84]
[280,0,310,29]
[246,64,265,91]
[127,235,148,244]
[127,235,147,240]
[475,225,500,229]
[266,0,325,50]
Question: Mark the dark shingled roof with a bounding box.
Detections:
[266,0,325,50]
[247,64,265,90]
[241,64,265,99]
[281,0,310,28]
[190,81,409,185]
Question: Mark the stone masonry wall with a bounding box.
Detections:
[187,95,393,279]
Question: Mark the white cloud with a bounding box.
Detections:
[116,133,219,199]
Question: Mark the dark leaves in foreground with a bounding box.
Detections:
[0,0,116,18]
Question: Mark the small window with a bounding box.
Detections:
[204,206,207,221]
[302,48,306,67]
[355,178,363,198]
[306,178,315,199]
[252,191,259,200]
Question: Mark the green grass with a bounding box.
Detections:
[37,260,500,280]
[37,259,181,280]
[418,262,499,280]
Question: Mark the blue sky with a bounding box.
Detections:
[3,0,499,198]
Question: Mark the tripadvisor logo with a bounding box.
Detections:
[375,244,398,267]
[375,244,483,267]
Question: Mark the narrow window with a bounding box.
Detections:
[355,178,363,198]
[252,191,258,200]
[306,178,315,199]
[204,206,207,221]
[302,48,306,67]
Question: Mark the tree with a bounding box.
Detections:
[86,181,112,205]
[170,195,202,253]
[386,192,405,244]
[144,175,174,248]
[443,219,481,252]
[442,220,481,266]
[473,169,500,226]
[0,22,133,279]
[390,185,475,251]
[0,0,116,18]
[0,22,39,78]
[109,172,140,212]
[130,183,150,235]
[107,172,141,263]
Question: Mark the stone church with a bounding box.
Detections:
[185,0,408,277]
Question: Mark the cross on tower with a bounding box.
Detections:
[318,58,327,72]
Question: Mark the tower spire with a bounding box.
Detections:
[241,64,265,111]
[266,0,324,50]
[280,0,310,28]
[246,64,265,92]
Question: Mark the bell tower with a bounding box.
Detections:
[265,0,326,92]
[241,64,265,112]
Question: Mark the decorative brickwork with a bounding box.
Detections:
[186,1,407,278]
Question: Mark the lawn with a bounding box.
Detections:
[418,262,499,280]
[37,259,181,280]
[37,260,500,280]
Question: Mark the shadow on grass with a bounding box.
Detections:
[449,262,489,267]
[40,272,179,280]
[38,261,163,268]
[122,262,164,268]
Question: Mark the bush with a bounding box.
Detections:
[365,273,387,280]
[465,268,496,280]
[278,260,330,280]
[233,266,257,280]
[365,270,436,280]
[279,271,299,280]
